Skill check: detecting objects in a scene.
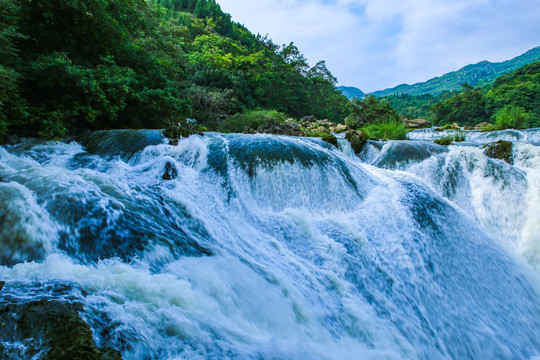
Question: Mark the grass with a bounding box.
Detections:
[361,121,407,140]
[434,131,466,145]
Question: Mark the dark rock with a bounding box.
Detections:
[300,115,317,123]
[345,130,368,154]
[162,162,178,180]
[242,126,258,134]
[163,120,194,145]
[0,281,4,291]
[483,140,513,165]
[404,118,431,129]
[0,300,122,360]
[321,134,338,148]
[257,119,304,136]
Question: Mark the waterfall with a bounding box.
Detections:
[1,129,540,359]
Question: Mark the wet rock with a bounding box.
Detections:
[0,300,122,360]
[451,123,460,130]
[321,134,338,148]
[483,140,514,165]
[162,162,178,181]
[0,281,4,291]
[404,118,431,129]
[242,126,258,134]
[345,130,368,154]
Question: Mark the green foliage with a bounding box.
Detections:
[434,131,466,145]
[346,95,400,129]
[492,105,530,130]
[219,109,286,133]
[361,121,406,140]
[431,83,490,126]
[383,93,444,120]
[0,0,348,138]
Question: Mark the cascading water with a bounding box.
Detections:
[1,129,540,359]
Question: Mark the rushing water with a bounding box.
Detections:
[1,129,540,359]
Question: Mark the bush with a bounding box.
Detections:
[219,109,287,133]
[434,131,466,145]
[361,120,406,140]
[492,105,530,130]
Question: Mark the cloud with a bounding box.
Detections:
[216,0,540,92]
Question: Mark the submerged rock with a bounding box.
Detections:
[345,130,368,154]
[0,300,122,360]
[321,134,338,148]
[483,140,514,165]
[162,162,178,181]
[404,118,432,129]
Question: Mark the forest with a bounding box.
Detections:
[0,0,349,139]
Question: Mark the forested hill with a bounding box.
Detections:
[0,0,349,139]
[337,86,365,100]
[372,46,540,97]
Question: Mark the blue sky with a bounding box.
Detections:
[215,0,540,92]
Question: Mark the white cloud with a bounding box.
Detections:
[216,0,540,92]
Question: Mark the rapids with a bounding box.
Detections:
[1,128,540,359]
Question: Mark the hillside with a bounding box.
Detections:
[0,0,348,139]
[338,86,365,99]
[372,46,540,97]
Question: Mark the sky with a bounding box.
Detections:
[215,0,540,92]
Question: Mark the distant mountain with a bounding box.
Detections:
[338,86,365,99]
[372,46,540,97]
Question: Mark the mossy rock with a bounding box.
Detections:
[482,140,513,164]
[321,134,338,147]
[345,130,368,154]
[0,300,122,360]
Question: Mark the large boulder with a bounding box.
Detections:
[242,126,258,134]
[404,118,432,129]
[345,130,368,154]
[0,299,122,360]
[321,134,338,148]
[334,123,348,133]
[482,140,513,164]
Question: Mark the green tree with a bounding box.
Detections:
[346,95,401,129]
[431,83,489,126]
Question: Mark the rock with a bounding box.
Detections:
[316,126,327,133]
[321,134,338,147]
[334,123,348,133]
[257,119,304,136]
[483,140,513,165]
[0,281,4,291]
[242,126,258,134]
[0,300,122,360]
[404,118,431,129]
[345,130,368,154]
[163,121,191,145]
[162,162,178,181]
[451,123,460,130]
[300,115,317,123]
[474,122,492,130]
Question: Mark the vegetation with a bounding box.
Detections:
[345,95,400,129]
[373,46,540,97]
[492,105,530,130]
[431,83,490,126]
[219,109,286,133]
[361,121,406,141]
[0,0,349,139]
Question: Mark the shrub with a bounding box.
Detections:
[361,120,406,140]
[434,131,466,145]
[492,105,530,130]
[219,109,287,133]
